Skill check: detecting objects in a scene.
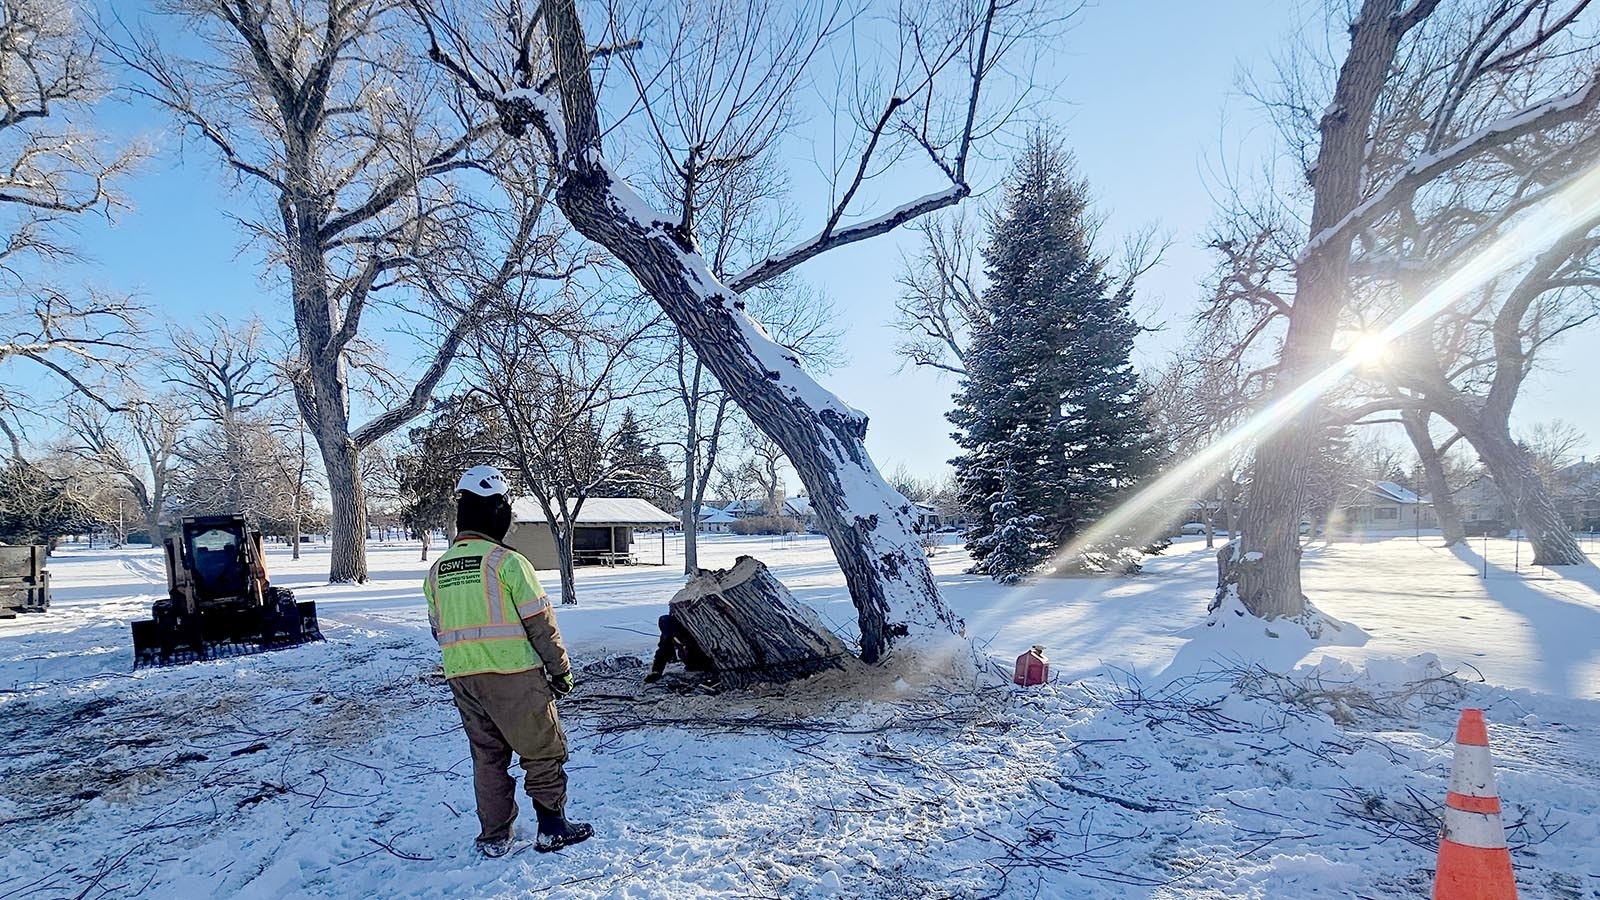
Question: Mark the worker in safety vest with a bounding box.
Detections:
[423,465,593,857]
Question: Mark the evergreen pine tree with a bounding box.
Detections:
[597,409,677,510]
[949,133,1163,581]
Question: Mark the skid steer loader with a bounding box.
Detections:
[131,515,322,669]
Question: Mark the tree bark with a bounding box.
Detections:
[1401,409,1465,546]
[529,0,959,662]
[552,523,578,606]
[1448,412,1587,565]
[669,556,852,688]
[1220,475,1236,538]
[318,434,369,583]
[554,173,950,659]
[1224,0,1413,619]
[681,410,700,576]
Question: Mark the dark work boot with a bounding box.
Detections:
[533,800,594,853]
[475,825,516,859]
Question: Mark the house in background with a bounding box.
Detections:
[721,498,769,519]
[1453,475,1510,524]
[508,497,679,568]
[912,502,942,532]
[1458,462,1600,531]
[1333,481,1433,533]
[1553,460,1600,530]
[783,496,817,529]
[693,505,737,533]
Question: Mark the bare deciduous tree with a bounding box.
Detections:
[1216,0,1600,620]
[417,0,1057,661]
[62,395,183,541]
[0,0,142,445]
[464,283,660,606]
[113,0,528,582]
[894,214,986,375]
[165,317,278,513]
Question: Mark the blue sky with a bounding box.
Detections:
[26,0,1600,480]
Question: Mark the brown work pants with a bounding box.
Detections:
[449,668,569,843]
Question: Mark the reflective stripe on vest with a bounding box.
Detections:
[425,537,542,678]
[437,623,530,646]
[517,594,551,618]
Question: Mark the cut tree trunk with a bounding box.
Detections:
[1402,409,1465,546]
[668,556,852,689]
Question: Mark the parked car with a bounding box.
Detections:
[1179,522,1208,535]
[1462,519,1510,537]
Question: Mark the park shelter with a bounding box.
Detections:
[508,497,679,569]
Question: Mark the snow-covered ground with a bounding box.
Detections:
[2,534,1598,898]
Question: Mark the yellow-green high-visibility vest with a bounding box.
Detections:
[423,534,550,678]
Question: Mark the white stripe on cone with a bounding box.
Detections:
[1441,806,1509,850]
[1448,744,1499,799]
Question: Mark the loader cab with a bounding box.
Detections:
[164,515,263,608]
[186,520,250,601]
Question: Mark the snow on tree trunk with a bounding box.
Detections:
[553,189,951,658]
[514,9,957,661]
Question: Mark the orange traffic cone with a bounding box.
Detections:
[1433,709,1517,899]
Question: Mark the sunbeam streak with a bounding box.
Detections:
[963,154,1600,635]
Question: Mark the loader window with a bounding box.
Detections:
[190,527,248,599]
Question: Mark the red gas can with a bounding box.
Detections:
[1014,645,1049,686]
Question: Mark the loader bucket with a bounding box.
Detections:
[131,600,324,670]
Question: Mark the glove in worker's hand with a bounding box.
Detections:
[549,670,574,700]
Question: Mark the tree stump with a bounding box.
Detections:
[668,555,852,688]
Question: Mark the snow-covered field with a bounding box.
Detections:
[3,534,1598,898]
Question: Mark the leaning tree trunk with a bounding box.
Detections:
[1223,0,1411,620]
[1455,417,1587,566]
[524,2,958,661]
[669,556,852,688]
[550,177,953,660]
[1402,409,1465,546]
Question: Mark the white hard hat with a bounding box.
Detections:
[457,465,510,498]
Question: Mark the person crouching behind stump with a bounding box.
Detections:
[423,465,593,857]
[644,613,713,684]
